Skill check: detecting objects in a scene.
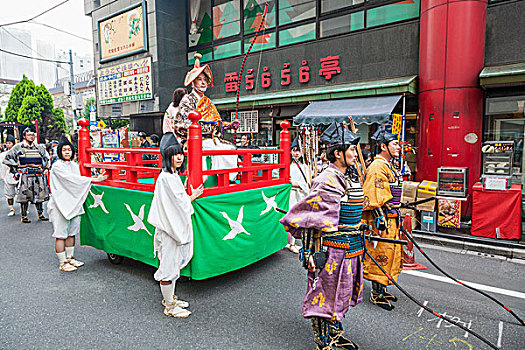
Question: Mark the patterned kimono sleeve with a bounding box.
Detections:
[2,145,21,167]
[280,168,345,238]
[362,162,393,211]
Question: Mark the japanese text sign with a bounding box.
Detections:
[97,57,153,105]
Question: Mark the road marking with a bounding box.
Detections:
[497,321,503,347]
[403,270,525,300]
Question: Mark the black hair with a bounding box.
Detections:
[326,144,351,163]
[57,142,75,161]
[45,143,53,154]
[149,134,160,145]
[172,88,188,107]
[162,144,185,174]
[362,149,372,162]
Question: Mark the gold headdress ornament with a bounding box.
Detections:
[184,53,213,87]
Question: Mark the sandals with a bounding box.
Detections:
[162,295,189,308]
[59,262,77,272]
[38,214,49,221]
[370,290,394,311]
[68,257,84,268]
[382,288,398,302]
[8,209,15,216]
[164,302,191,318]
[21,216,31,223]
[287,243,301,254]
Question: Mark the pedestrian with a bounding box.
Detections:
[286,137,310,254]
[2,127,50,223]
[147,133,203,318]
[163,87,188,136]
[47,135,107,272]
[0,134,18,216]
[138,132,150,148]
[361,149,372,168]
[280,123,364,350]
[362,127,403,311]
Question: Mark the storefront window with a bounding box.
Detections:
[485,95,525,184]
[214,41,241,59]
[244,31,276,52]
[213,0,241,40]
[189,0,212,48]
[279,23,316,46]
[188,49,213,65]
[366,0,420,28]
[320,11,364,37]
[321,0,364,13]
[278,0,316,26]
[244,0,276,35]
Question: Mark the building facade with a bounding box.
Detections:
[85,0,525,192]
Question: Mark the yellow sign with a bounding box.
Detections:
[98,120,107,130]
[98,3,147,62]
[392,113,403,136]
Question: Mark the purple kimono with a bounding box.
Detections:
[280,164,364,321]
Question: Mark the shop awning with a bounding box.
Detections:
[213,75,416,109]
[293,95,402,126]
[480,62,525,88]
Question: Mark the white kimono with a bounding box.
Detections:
[147,170,194,282]
[47,159,92,239]
[289,159,311,207]
[0,150,18,200]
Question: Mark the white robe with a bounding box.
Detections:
[47,159,92,238]
[289,159,311,207]
[147,171,194,282]
[202,138,238,182]
[0,150,18,186]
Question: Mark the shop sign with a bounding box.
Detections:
[223,55,341,93]
[98,2,148,62]
[97,57,153,105]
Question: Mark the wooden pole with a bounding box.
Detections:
[187,111,203,195]
[348,117,367,182]
[78,118,90,176]
[279,120,291,183]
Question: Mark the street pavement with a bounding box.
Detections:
[0,183,524,349]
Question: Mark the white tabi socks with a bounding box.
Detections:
[160,282,175,305]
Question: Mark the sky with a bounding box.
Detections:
[0,0,93,57]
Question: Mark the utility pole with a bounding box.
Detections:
[69,49,77,130]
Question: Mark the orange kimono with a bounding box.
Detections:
[362,157,403,286]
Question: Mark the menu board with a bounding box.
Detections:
[97,57,152,105]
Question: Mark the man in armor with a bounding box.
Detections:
[362,127,403,311]
[3,128,50,223]
[281,123,364,350]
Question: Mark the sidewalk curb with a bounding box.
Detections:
[412,233,525,261]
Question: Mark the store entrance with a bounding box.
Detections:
[495,118,525,185]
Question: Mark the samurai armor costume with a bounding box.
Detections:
[3,141,50,205]
[281,164,363,350]
[362,156,403,287]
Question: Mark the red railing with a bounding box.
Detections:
[77,112,291,196]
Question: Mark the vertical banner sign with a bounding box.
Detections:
[98,2,148,62]
[97,57,153,105]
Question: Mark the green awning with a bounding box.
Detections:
[213,75,417,109]
[480,62,525,88]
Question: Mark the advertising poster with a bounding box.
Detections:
[438,198,461,228]
[98,2,147,62]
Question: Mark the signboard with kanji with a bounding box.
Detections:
[232,111,258,133]
[97,57,153,105]
[98,1,148,62]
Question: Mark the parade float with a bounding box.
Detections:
[77,112,291,280]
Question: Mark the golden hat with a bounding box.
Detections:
[184,53,213,87]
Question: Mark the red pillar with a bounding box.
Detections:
[279,121,291,182]
[78,118,91,176]
[187,111,203,195]
[417,0,487,196]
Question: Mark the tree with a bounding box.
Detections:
[17,96,42,126]
[35,84,54,116]
[42,108,68,140]
[4,75,36,121]
[82,97,96,120]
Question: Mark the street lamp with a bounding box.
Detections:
[31,119,40,144]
